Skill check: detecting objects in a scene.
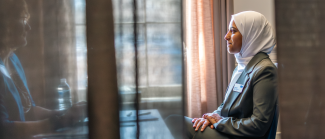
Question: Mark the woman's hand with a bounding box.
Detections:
[203,113,223,126]
[191,118,211,131]
[60,101,87,127]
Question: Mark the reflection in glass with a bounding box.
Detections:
[76,25,87,102]
[0,0,88,138]
[113,0,183,138]
[147,23,182,85]
[113,0,145,23]
[146,0,181,23]
[75,0,86,24]
[115,24,147,88]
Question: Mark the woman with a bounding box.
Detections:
[0,0,86,138]
[166,11,278,139]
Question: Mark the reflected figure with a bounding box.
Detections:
[0,0,86,138]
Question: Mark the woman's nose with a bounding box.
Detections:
[224,32,230,40]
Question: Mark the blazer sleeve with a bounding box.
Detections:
[215,65,277,138]
[213,103,224,115]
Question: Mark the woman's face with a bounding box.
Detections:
[224,20,242,54]
[11,13,31,49]
[14,15,31,47]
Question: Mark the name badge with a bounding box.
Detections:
[233,83,244,93]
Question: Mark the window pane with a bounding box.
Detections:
[115,24,147,88]
[112,0,145,23]
[115,24,148,139]
[76,25,87,101]
[115,24,146,50]
[147,23,182,85]
[146,0,181,23]
[114,1,183,139]
[75,0,86,24]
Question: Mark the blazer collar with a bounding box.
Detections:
[242,52,269,76]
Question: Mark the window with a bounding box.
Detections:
[75,0,87,101]
[113,0,182,88]
[113,0,183,138]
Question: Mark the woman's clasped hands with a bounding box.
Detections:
[191,113,223,132]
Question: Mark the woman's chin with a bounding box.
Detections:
[227,48,236,54]
[10,41,27,51]
[227,47,241,54]
[17,39,28,47]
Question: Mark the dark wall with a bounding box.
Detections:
[276,0,325,138]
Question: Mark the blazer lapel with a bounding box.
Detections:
[220,52,269,117]
[221,72,250,117]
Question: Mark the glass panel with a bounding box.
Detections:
[146,0,181,23]
[75,0,86,24]
[147,23,182,86]
[112,0,145,23]
[115,24,147,88]
[114,0,183,139]
[0,0,88,138]
[115,24,147,139]
[76,25,87,101]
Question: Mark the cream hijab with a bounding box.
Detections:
[232,11,276,71]
[224,11,276,101]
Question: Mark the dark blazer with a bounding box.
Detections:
[213,52,278,139]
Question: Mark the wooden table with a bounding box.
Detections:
[33,109,173,139]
